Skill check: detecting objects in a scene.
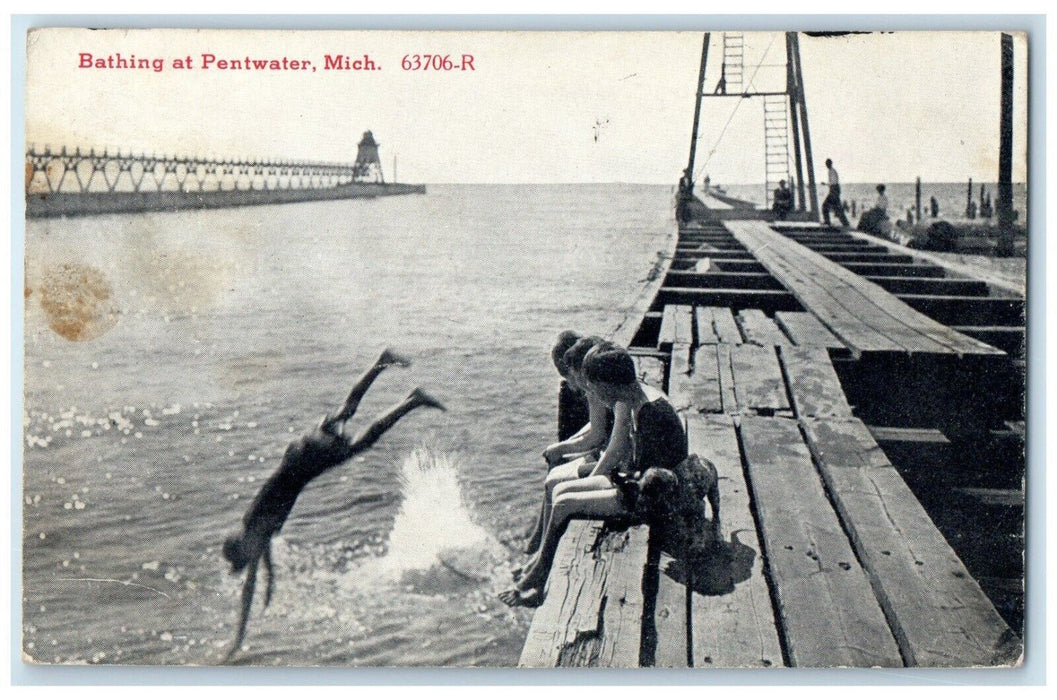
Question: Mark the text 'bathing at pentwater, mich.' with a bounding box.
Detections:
[77,52,382,72]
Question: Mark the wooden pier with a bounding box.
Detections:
[518,206,1023,669]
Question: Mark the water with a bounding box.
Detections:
[21,184,675,666]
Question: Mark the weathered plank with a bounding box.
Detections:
[716,344,738,414]
[774,311,846,351]
[658,304,695,348]
[680,344,724,414]
[696,306,743,345]
[725,220,1003,357]
[867,425,950,445]
[730,344,790,414]
[519,522,650,667]
[801,417,1022,667]
[633,355,667,391]
[737,309,791,346]
[666,343,696,413]
[651,544,690,668]
[738,416,903,667]
[684,413,785,668]
[777,345,853,418]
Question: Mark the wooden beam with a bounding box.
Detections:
[841,262,948,278]
[865,276,991,297]
[738,416,903,666]
[737,309,791,346]
[658,288,799,313]
[726,221,1004,357]
[731,345,790,414]
[867,425,950,445]
[696,306,743,345]
[664,270,784,290]
[897,294,1025,327]
[683,413,785,667]
[801,417,1022,666]
[778,345,853,418]
[774,311,846,351]
[658,305,695,348]
[519,524,651,667]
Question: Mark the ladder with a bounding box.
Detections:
[763,94,790,208]
[721,33,744,93]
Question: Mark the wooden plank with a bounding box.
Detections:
[682,345,724,414]
[737,309,791,346]
[658,304,694,348]
[867,426,950,445]
[738,416,904,667]
[651,544,690,668]
[778,345,853,418]
[725,221,1003,357]
[716,344,738,414]
[730,344,790,414]
[801,418,1022,667]
[774,311,846,351]
[685,414,785,668]
[519,523,650,667]
[696,306,743,345]
[633,355,666,391]
[666,343,696,413]
[694,307,720,345]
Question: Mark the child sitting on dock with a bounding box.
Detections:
[502,343,688,607]
[220,349,445,662]
[523,334,614,555]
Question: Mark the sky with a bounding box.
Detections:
[25,29,1029,184]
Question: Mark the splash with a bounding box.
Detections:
[376,448,503,579]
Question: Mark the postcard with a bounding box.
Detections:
[21,27,1027,668]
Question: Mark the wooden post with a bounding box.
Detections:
[915,177,922,223]
[996,33,1015,256]
[686,33,711,181]
[966,177,973,218]
[789,33,820,218]
[786,32,807,213]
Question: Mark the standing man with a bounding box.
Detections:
[822,158,850,227]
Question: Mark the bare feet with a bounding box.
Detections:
[410,388,447,412]
[379,348,412,368]
[498,587,542,608]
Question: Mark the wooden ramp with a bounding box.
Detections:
[521,303,1020,668]
[724,220,1004,358]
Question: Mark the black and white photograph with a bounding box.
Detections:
[18,27,1029,669]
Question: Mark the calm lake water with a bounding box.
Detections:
[21,184,675,666]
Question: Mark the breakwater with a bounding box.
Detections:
[26,182,425,218]
[24,144,424,218]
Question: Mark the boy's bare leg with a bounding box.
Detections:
[348,388,446,452]
[322,349,412,433]
[223,558,260,664]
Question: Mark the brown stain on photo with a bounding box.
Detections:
[37,263,119,341]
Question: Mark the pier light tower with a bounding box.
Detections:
[354,130,385,183]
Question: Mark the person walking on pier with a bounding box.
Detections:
[220,349,445,662]
[822,158,850,227]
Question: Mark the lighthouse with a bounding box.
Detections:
[353,131,384,183]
